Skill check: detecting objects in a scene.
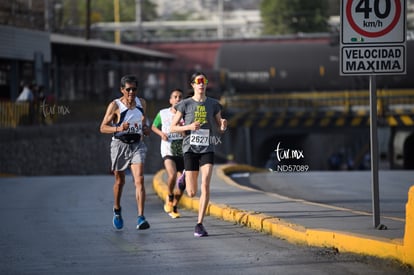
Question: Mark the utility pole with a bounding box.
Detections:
[218,0,224,39]
[136,0,142,40]
[114,0,120,44]
[86,0,91,39]
[44,0,50,32]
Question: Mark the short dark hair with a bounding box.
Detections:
[170,88,183,95]
[189,72,206,84]
[120,75,138,88]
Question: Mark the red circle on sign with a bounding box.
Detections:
[346,0,401,38]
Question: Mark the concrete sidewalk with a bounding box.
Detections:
[152,164,414,267]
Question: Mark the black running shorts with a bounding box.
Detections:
[183,152,214,171]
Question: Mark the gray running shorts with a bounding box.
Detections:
[110,139,148,171]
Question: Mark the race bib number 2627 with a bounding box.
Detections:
[190,129,209,146]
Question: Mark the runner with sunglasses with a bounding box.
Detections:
[100,74,151,231]
[170,72,227,237]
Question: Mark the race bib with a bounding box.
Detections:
[168,132,183,140]
[127,121,142,134]
[190,129,210,146]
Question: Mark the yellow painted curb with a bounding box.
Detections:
[152,166,414,267]
[403,186,414,265]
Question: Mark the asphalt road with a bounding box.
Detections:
[0,175,412,274]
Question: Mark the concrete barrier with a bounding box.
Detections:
[0,122,163,175]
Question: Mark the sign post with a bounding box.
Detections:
[340,0,406,228]
[369,75,380,228]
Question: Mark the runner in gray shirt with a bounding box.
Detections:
[171,72,227,237]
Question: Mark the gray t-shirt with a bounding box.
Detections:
[174,97,222,154]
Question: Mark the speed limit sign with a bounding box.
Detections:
[340,0,406,75]
[341,0,406,44]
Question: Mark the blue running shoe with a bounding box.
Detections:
[137,215,150,230]
[176,170,186,191]
[113,208,123,230]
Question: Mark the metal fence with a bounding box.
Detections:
[0,101,30,128]
[0,100,59,128]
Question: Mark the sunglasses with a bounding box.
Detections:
[193,78,208,85]
[124,87,137,92]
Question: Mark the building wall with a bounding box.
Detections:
[0,26,51,62]
[0,26,51,100]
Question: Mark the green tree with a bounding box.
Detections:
[260,0,329,35]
